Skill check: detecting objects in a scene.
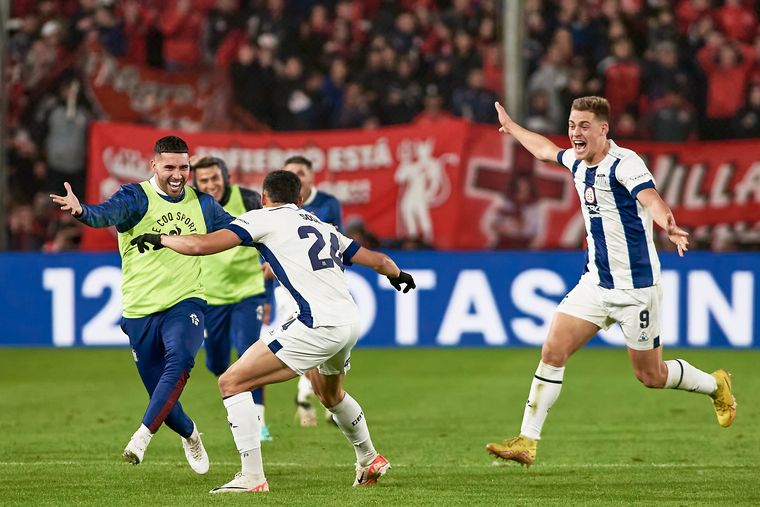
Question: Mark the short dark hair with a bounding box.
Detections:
[191,156,226,172]
[263,170,301,204]
[283,155,312,170]
[571,96,610,122]
[154,136,189,155]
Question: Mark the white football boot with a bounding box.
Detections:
[210,472,269,493]
[181,423,209,474]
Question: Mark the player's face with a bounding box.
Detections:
[283,163,313,199]
[193,165,225,202]
[568,109,608,164]
[152,152,190,197]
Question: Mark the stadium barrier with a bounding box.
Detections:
[0,251,756,348]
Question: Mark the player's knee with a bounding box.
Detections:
[217,372,237,397]
[540,345,568,368]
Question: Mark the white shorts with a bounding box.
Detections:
[262,317,361,375]
[557,274,662,351]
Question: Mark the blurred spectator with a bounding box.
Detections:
[273,55,313,131]
[734,82,760,138]
[414,84,456,125]
[160,0,204,70]
[528,42,568,129]
[40,78,91,198]
[203,0,240,65]
[344,217,380,249]
[646,89,698,142]
[698,33,756,139]
[452,68,498,123]
[713,0,757,44]
[379,56,422,125]
[334,81,371,129]
[450,29,482,90]
[598,37,641,120]
[230,42,275,126]
[524,89,556,134]
[612,111,638,140]
[6,129,45,207]
[122,0,154,65]
[642,40,692,104]
[43,212,83,252]
[94,5,126,57]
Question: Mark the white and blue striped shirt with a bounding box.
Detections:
[225,204,361,328]
[558,140,660,289]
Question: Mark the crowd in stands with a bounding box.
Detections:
[3,0,759,251]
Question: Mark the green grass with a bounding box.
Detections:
[1,348,759,506]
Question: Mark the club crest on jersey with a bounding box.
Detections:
[584,186,596,204]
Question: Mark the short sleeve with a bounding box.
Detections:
[337,231,360,265]
[224,209,265,246]
[557,149,574,170]
[616,155,656,199]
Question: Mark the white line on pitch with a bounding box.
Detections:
[0,461,754,469]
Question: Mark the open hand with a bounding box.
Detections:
[388,271,416,293]
[49,182,83,216]
[130,234,165,253]
[494,101,513,134]
[665,216,689,257]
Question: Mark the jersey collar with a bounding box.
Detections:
[149,175,185,202]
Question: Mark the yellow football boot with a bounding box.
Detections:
[486,435,537,466]
[711,369,737,428]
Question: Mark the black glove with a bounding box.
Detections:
[388,271,416,293]
[130,234,165,253]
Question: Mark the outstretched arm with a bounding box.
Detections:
[495,102,563,163]
[636,188,689,257]
[132,229,242,256]
[350,247,416,293]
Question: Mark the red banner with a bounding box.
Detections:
[81,51,225,129]
[83,120,760,251]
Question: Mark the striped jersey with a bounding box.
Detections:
[225,204,361,328]
[557,140,660,289]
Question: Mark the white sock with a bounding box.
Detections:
[255,403,266,427]
[328,393,377,466]
[135,424,153,440]
[664,359,717,395]
[297,375,314,404]
[223,392,264,482]
[520,361,565,441]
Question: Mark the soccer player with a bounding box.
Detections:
[281,155,343,427]
[130,170,416,492]
[191,156,274,441]
[485,97,737,466]
[50,136,234,474]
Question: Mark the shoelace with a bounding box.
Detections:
[188,434,204,460]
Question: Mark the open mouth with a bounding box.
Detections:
[573,140,587,152]
[168,180,183,192]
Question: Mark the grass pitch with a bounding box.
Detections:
[1,347,758,506]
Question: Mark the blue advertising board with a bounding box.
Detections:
[0,251,757,348]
